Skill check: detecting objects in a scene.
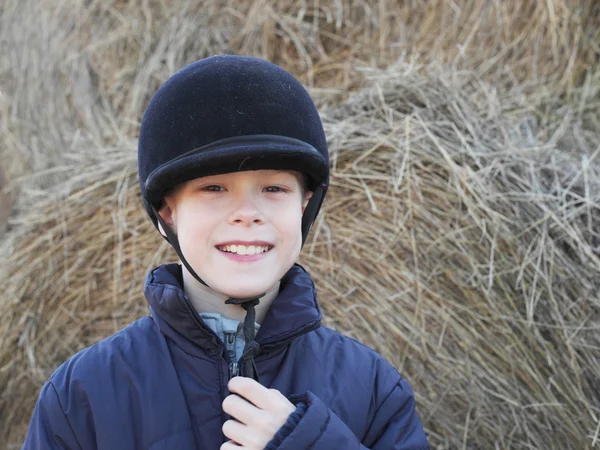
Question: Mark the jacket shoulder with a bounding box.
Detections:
[42,316,190,449]
[50,316,160,387]
[297,324,405,399]
[311,325,401,375]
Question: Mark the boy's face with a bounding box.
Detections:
[158,170,313,298]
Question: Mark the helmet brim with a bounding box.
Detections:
[143,134,328,207]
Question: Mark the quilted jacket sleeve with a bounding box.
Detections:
[21,381,82,450]
[265,377,430,450]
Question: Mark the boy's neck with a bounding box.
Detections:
[181,264,280,324]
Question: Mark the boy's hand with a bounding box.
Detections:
[221,376,296,449]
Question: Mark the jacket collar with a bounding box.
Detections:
[144,263,322,357]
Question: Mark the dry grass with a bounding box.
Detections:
[1,0,599,448]
[313,63,600,448]
[2,0,598,182]
[0,165,13,238]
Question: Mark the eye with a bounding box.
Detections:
[202,185,225,192]
[264,186,289,193]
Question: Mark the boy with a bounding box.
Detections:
[22,55,430,449]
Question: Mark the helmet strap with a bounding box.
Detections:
[225,296,264,381]
[151,204,209,288]
[301,183,327,246]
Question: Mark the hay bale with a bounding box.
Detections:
[2,60,599,448]
[312,63,600,449]
[1,0,597,184]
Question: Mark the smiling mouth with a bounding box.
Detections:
[216,244,274,256]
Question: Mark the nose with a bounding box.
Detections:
[228,192,264,226]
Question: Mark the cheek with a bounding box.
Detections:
[176,208,214,242]
[275,207,304,243]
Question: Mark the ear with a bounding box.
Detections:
[301,191,314,214]
[157,200,176,237]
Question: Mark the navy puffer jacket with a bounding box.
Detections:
[22,263,430,449]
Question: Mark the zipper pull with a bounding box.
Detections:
[229,361,239,378]
[223,330,237,344]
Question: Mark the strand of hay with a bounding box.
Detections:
[2,60,599,448]
[0,166,14,239]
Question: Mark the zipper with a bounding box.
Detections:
[182,294,242,376]
[180,292,320,373]
[175,286,320,438]
[223,329,239,379]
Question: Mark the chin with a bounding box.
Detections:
[208,274,270,297]
[222,284,271,299]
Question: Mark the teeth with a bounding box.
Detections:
[218,244,271,255]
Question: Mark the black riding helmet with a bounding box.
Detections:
[138,55,329,382]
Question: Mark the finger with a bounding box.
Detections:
[222,419,251,447]
[228,376,273,410]
[220,440,243,449]
[223,393,265,426]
